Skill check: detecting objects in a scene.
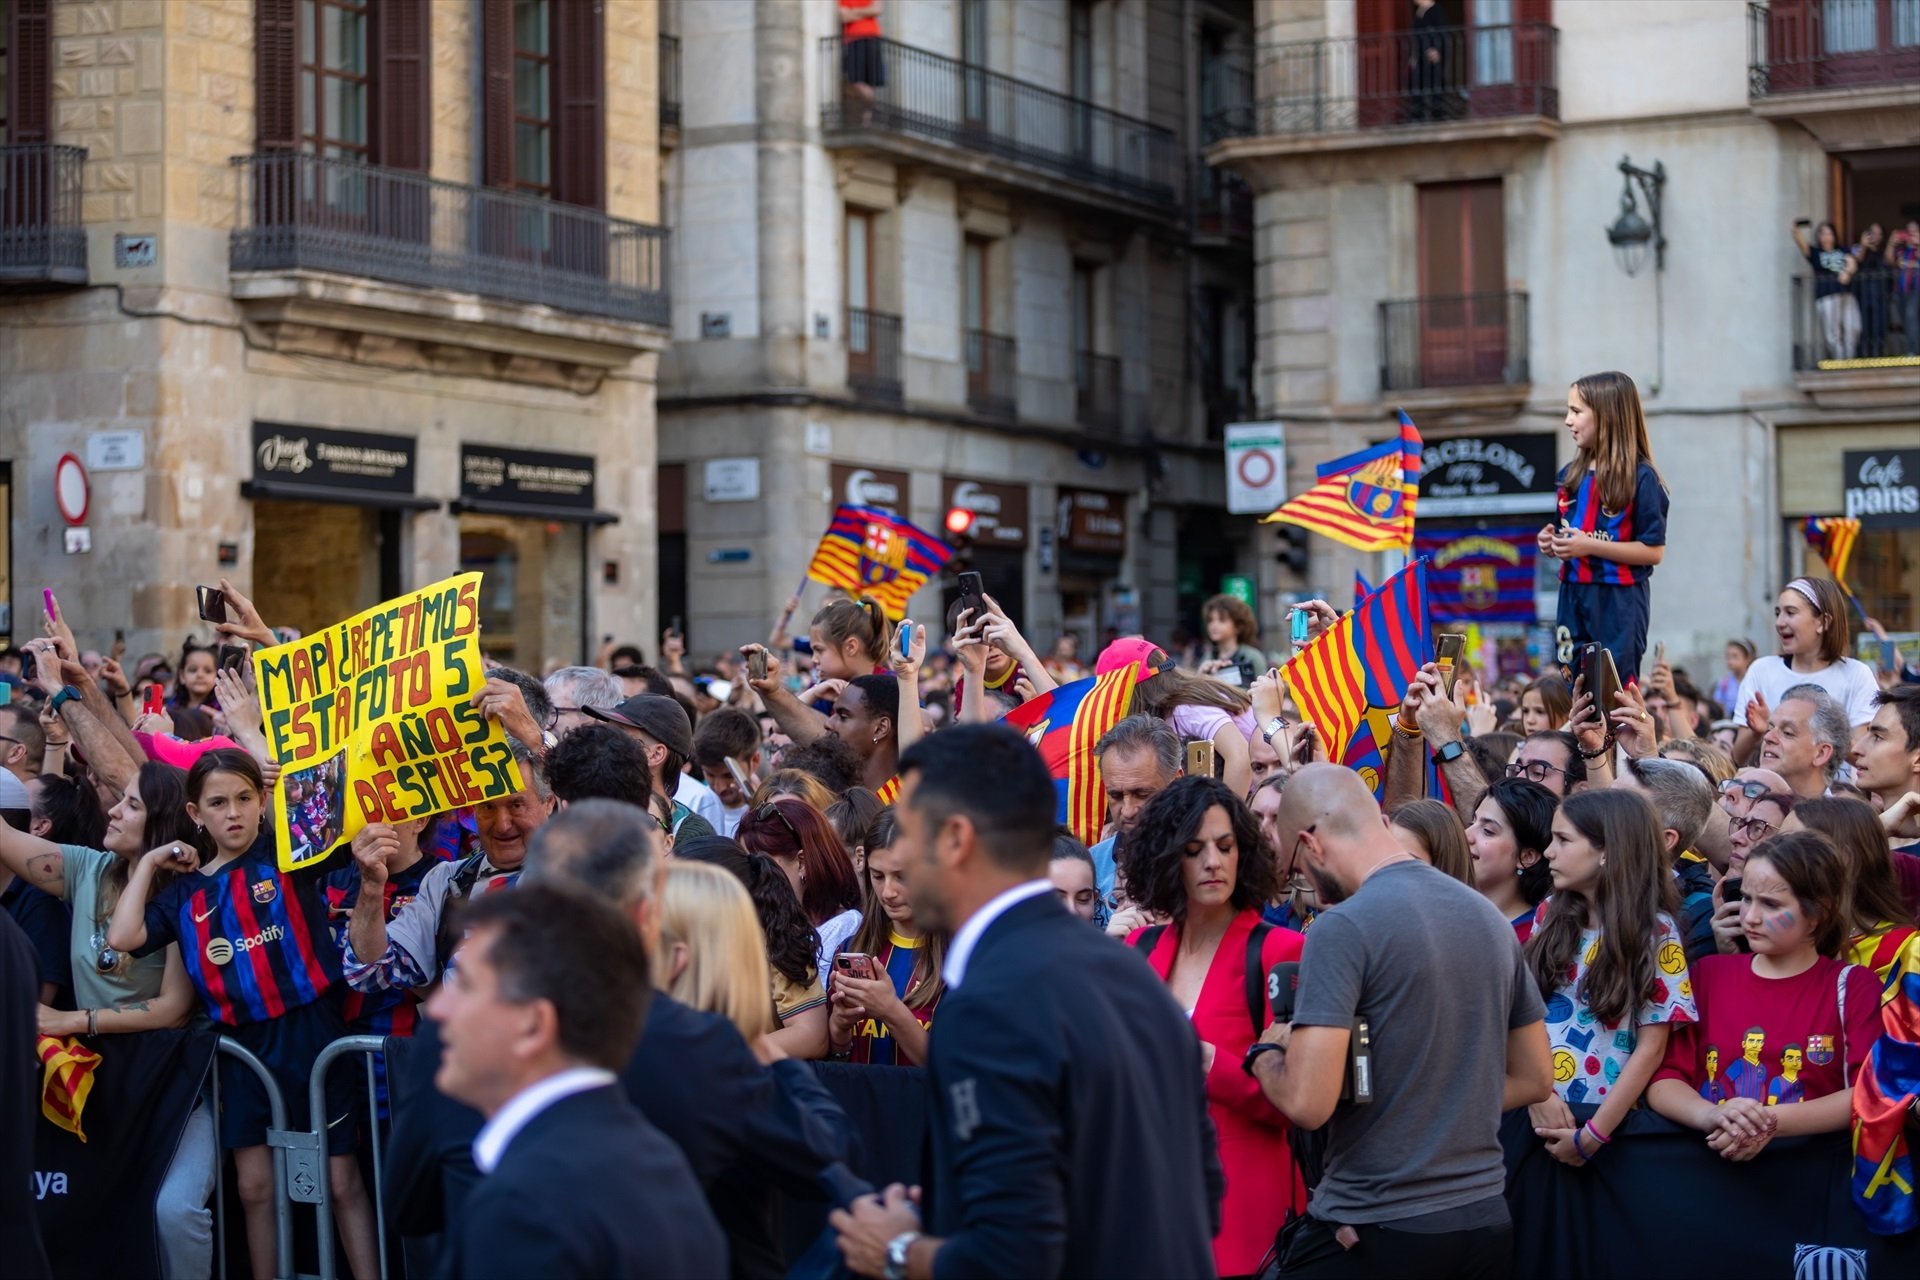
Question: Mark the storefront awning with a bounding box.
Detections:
[240,479,441,512]
[447,498,619,526]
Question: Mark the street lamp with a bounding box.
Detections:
[1606,156,1666,278]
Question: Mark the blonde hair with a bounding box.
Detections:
[656,862,778,1041]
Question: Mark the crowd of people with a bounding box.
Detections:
[1795,215,1920,363]
[5,392,1919,1280]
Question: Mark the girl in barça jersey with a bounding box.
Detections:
[108,749,379,1280]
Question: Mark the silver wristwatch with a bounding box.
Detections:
[1260,717,1286,745]
[885,1231,921,1280]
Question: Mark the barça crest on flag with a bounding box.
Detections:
[862,519,907,583]
[1346,457,1407,522]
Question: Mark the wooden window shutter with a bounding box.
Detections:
[253,0,298,151]
[554,0,606,209]
[481,0,516,187]
[374,0,431,171]
[8,0,54,144]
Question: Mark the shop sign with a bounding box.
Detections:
[1418,433,1558,518]
[254,423,418,493]
[462,445,596,510]
[1057,488,1127,555]
[1844,449,1920,528]
[942,476,1029,548]
[832,464,912,513]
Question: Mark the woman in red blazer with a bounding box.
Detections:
[1124,776,1306,1278]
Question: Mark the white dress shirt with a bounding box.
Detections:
[941,879,1054,989]
[675,771,727,827]
[472,1066,617,1173]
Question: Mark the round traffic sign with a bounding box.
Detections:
[1236,448,1277,490]
[54,453,90,527]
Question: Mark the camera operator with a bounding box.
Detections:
[1249,764,1553,1278]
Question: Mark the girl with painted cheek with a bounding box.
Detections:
[1525,790,1697,1168]
[1647,831,1882,1163]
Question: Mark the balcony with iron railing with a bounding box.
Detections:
[1791,269,1920,403]
[660,34,682,135]
[1747,1,1920,128]
[1206,24,1558,162]
[847,307,904,405]
[1192,164,1253,245]
[966,330,1018,419]
[1075,351,1125,438]
[0,144,88,289]
[819,36,1181,219]
[1378,292,1531,399]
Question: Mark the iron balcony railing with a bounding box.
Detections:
[1075,351,1123,436]
[1748,0,1920,98]
[0,144,88,286]
[847,307,904,404]
[819,36,1180,209]
[660,34,682,129]
[230,151,670,326]
[1792,268,1920,371]
[1216,24,1558,139]
[1193,165,1253,241]
[1379,292,1530,392]
[966,330,1017,419]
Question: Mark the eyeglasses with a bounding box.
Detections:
[1728,814,1779,842]
[1507,759,1566,784]
[1719,779,1774,801]
[1286,823,1317,880]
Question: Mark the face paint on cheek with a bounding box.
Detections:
[1764,909,1795,934]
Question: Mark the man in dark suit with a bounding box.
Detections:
[832,725,1222,1280]
[426,884,725,1279]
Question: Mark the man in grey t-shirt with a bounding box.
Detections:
[1248,765,1553,1279]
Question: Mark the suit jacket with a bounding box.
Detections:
[926,893,1222,1279]
[385,993,850,1279]
[450,1085,725,1280]
[1137,911,1306,1276]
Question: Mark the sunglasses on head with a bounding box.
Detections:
[755,802,801,840]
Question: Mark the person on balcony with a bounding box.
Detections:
[1854,223,1890,359]
[1409,0,1455,122]
[1793,219,1861,362]
[1891,221,1920,358]
[840,0,886,127]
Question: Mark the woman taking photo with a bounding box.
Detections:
[1123,776,1303,1278]
[1730,577,1879,763]
[1525,790,1697,1166]
[1098,637,1255,798]
[1465,777,1557,941]
[1649,831,1881,1155]
[826,810,946,1066]
[737,796,864,985]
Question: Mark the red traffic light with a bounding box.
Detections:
[944,506,977,539]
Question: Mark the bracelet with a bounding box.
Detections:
[1577,742,1611,760]
[1571,1128,1588,1160]
[1392,716,1423,738]
[86,1009,98,1036]
[1584,1120,1611,1146]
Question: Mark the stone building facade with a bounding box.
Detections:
[658,0,1261,657]
[1,0,670,670]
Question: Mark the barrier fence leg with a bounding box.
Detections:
[215,1038,298,1280]
[212,1048,225,1280]
[366,1050,389,1280]
[309,1036,388,1280]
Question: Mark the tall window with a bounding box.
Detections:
[961,0,988,124]
[512,0,553,193]
[1473,0,1514,85]
[256,0,427,171]
[963,237,988,335]
[1,0,10,145]
[299,0,370,159]
[5,0,56,149]
[1072,261,1097,356]
[846,209,873,313]
[482,0,602,208]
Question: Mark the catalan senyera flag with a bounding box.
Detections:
[1852,925,1920,1235]
[1261,410,1421,552]
[1281,560,1432,798]
[1001,664,1139,847]
[37,1034,103,1142]
[1804,515,1861,596]
[806,504,953,621]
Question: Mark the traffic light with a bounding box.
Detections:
[1275,525,1310,575]
[943,505,977,577]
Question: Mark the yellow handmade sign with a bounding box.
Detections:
[253,573,522,871]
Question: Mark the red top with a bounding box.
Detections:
[1132,911,1306,1276]
[839,0,881,41]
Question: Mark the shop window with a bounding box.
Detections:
[460,515,586,668]
[481,0,603,209]
[1805,524,1919,632]
[253,501,398,636]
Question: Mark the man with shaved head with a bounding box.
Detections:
[1247,765,1553,1279]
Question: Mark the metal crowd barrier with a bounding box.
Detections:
[211,1034,390,1280]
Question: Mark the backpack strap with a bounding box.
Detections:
[1245,921,1274,1037]
[433,851,492,976]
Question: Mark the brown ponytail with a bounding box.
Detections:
[811,595,893,665]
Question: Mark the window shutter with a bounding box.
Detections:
[481,0,516,187]
[375,0,431,171]
[8,0,54,144]
[254,0,298,151]
[554,0,606,209]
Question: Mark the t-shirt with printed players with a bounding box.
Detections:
[135,833,340,1027]
[1557,461,1668,587]
[846,930,939,1067]
[1539,909,1697,1104]
[1652,952,1880,1107]
[323,857,436,1038]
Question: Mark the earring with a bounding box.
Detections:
[1515,866,1524,877]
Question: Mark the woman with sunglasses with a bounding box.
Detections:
[0,759,209,1276]
[825,811,948,1066]
[737,796,863,987]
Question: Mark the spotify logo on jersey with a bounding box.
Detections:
[205,937,235,966]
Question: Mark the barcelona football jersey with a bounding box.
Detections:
[324,857,435,1037]
[138,834,340,1027]
[1556,461,1668,587]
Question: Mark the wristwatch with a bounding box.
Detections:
[1433,739,1466,765]
[49,685,82,715]
[1242,1041,1285,1077]
[1260,717,1286,745]
[885,1231,921,1280]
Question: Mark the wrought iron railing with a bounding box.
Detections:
[0,144,88,285]
[847,307,904,403]
[1792,268,1920,371]
[966,330,1017,418]
[1193,165,1253,241]
[1748,0,1920,97]
[819,36,1180,208]
[1215,24,1558,138]
[660,34,682,129]
[1075,351,1123,436]
[1378,292,1530,391]
[230,152,669,325]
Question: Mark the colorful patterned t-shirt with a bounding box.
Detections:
[1540,908,1697,1103]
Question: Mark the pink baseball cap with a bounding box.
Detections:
[134,731,244,771]
[1094,637,1175,682]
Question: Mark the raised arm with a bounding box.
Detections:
[1411,665,1489,820]
[742,644,830,745]
[888,621,928,755]
[0,819,69,899]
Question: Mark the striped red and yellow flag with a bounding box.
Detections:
[1804,515,1861,594]
[37,1034,102,1142]
[1262,411,1422,553]
[1001,664,1140,847]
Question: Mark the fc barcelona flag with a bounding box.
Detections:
[1281,560,1432,798]
[1262,411,1421,553]
[1853,930,1920,1234]
[1353,570,1374,608]
[1804,516,1861,597]
[1001,665,1139,847]
[806,504,953,620]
